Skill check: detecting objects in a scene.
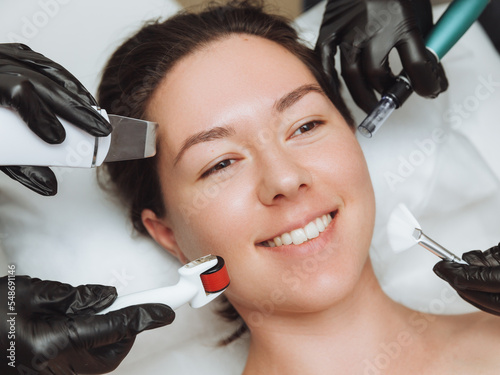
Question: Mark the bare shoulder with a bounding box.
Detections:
[457,311,500,342]
[392,310,500,373]
[443,312,500,372]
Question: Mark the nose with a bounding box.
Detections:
[256,148,312,206]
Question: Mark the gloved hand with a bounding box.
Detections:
[0,43,112,196]
[0,275,175,374]
[434,243,500,316]
[316,0,448,114]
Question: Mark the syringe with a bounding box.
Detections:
[357,0,491,138]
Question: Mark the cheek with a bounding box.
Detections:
[164,181,279,309]
[163,173,256,260]
[313,129,375,249]
[311,127,373,197]
[162,173,287,302]
[340,148,376,263]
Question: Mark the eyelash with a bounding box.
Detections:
[291,120,324,137]
[201,159,236,178]
[200,120,325,179]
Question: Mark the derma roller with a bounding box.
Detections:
[98,255,230,314]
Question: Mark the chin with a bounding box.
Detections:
[285,258,369,311]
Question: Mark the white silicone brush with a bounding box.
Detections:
[387,203,463,263]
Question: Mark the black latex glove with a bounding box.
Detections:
[0,43,112,196]
[0,275,175,374]
[316,0,448,114]
[434,244,500,316]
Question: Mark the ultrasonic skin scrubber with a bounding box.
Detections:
[0,105,157,167]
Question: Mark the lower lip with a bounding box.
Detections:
[258,211,338,257]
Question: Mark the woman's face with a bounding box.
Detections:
[145,35,375,318]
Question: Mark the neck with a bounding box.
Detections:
[241,260,414,375]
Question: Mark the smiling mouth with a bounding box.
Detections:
[257,211,337,247]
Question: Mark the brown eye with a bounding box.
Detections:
[202,159,235,178]
[292,121,323,137]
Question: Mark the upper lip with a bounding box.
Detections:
[255,208,338,244]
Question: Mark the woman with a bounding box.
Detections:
[98,1,500,373]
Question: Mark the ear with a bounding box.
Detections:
[141,209,189,264]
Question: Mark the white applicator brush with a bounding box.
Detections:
[387,203,463,263]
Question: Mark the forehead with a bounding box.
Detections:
[147,34,318,148]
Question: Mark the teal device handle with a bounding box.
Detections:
[426,0,490,60]
[358,0,491,138]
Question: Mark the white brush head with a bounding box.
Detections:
[387,203,421,253]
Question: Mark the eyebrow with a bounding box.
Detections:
[173,84,325,166]
[173,126,235,166]
[273,84,326,113]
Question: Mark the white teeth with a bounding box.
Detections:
[315,217,325,232]
[304,221,319,239]
[281,232,293,245]
[322,215,328,227]
[261,213,334,248]
[273,236,283,246]
[291,228,307,245]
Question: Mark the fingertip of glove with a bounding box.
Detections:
[1,166,58,196]
[432,260,457,279]
[35,183,57,197]
[461,250,483,265]
[29,167,58,196]
[90,117,112,137]
[141,303,176,326]
[68,104,112,137]
[41,123,66,144]
[432,260,445,278]
[95,284,118,302]
[409,51,448,98]
[85,107,112,136]
[29,108,67,144]
[17,43,33,51]
[125,304,176,333]
[83,284,117,312]
[98,304,175,339]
